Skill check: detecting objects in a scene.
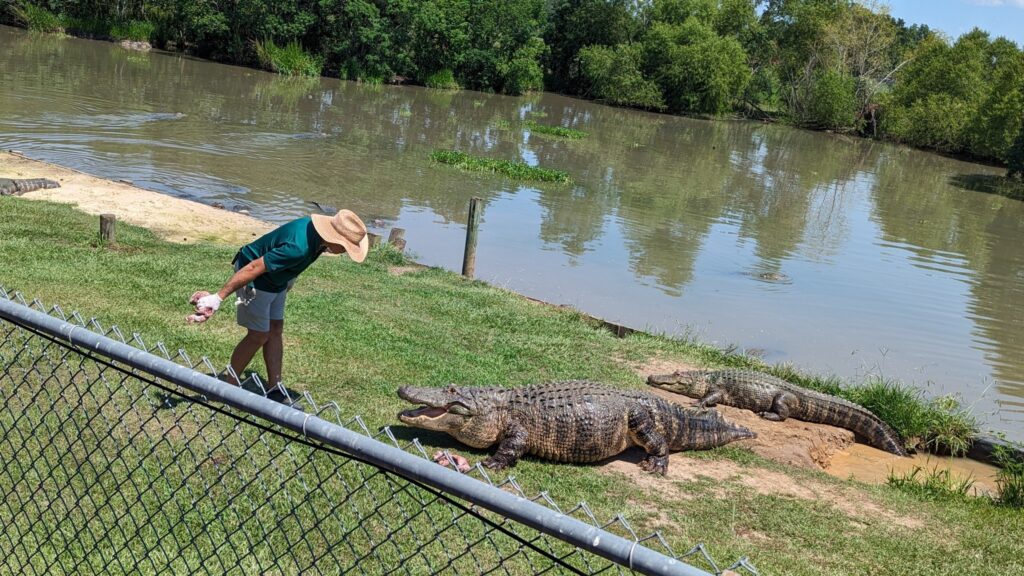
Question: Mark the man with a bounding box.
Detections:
[193,209,369,394]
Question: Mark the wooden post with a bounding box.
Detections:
[462,197,482,278]
[100,213,116,244]
[387,227,406,252]
[367,232,381,248]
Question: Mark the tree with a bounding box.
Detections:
[544,0,638,93]
[641,19,751,115]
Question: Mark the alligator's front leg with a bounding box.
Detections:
[759,391,799,421]
[697,388,725,408]
[482,421,529,471]
[628,405,670,475]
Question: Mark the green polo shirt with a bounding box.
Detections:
[235,216,326,293]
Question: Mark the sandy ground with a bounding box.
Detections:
[1,151,274,245]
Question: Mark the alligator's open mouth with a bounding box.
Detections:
[399,405,449,420]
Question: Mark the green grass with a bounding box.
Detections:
[1,196,1022,574]
[524,120,588,140]
[254,38,323,77]
[430,149,573,183]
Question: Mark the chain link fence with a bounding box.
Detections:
[0,288,758,576]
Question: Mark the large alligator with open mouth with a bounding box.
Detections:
[397,381,756,474]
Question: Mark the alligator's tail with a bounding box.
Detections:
[662,403,756,451]
[0,178,61,196]
[804,397,908,456]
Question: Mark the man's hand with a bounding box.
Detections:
[187,291,221,324]
[196,293,223,311]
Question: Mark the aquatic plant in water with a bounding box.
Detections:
[429,150,572,183]
[524,120,587,140]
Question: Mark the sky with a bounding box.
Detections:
[883,0,1024,45]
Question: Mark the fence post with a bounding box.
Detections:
[100,214,116,244]
[462,197,482,278]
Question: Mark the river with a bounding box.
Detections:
[1,26,1021,440]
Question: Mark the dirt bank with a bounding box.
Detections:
[1,151,273,245]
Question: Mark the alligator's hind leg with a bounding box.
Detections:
[628,405,670,474]
[482,421,529,471]
[759,391,799,421]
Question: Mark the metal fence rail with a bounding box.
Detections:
[0,289,758,576]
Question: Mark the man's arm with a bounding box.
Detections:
[215,257,267,299]
[194,257,267,314]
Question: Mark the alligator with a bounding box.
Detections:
[0,178,60,196]
[647,369,908,456]
[397,381,756,474]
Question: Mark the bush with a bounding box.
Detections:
[10,1,63,33]
[881,93,971,153]
[804,69,858,131]
[423,68,460,90]
[577,43,665,110]
[254,39,323,77]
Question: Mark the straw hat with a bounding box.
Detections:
[310,209,370,263]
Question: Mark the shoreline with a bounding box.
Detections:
[1,150,274,246]
[1,149,1011,493]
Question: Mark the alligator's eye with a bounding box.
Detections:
[447,403,472,416]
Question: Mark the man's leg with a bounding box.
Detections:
[263,319,284,389]
[228,329,270,384]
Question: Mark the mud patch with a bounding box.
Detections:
[603,453,923,529]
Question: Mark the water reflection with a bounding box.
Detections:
[1,26,1021,438]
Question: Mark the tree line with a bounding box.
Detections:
[6,0,1024,170]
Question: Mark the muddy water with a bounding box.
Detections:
[1,26,1023,440]
[827,444,1001,496]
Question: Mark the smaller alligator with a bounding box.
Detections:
[647,369,908,456]
[397,381,756,474]
[0,178,60,196]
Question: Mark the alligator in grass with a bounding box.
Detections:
[0,178,60,196]
[397,381,756,474]
[647,369,908,456]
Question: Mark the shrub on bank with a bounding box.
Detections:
[254,38,323,77]
[9,1,63,33]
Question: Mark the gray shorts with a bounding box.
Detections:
[234,264,293,333]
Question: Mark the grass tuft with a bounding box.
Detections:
[992,442,1024,507]
[887,465,976,501]
[430,150,573,183]
[524,120,587,140]
[254,38,323,77]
